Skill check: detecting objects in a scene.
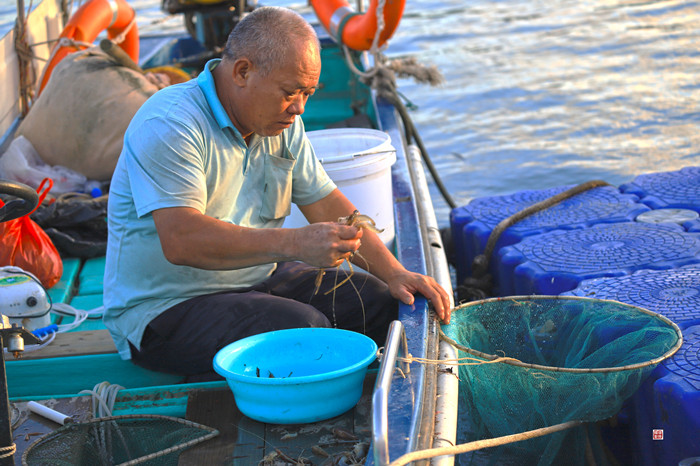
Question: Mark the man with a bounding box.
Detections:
[104,6,451,380]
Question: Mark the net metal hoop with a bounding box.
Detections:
[442,295,684,374]
[22,414,220,466]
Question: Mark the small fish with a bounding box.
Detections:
[311,445,330,457]
[332,427,358,441]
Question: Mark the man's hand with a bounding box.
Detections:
[292,222,363,268]
[385,270,452,324]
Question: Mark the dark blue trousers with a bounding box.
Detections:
[129,261,397,380]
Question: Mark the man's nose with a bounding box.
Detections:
[289,95,306,115]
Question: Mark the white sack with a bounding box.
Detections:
[16,47,160,181]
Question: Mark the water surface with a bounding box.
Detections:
[2,0,699,227]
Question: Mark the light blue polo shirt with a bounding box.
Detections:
[104,59,336,359]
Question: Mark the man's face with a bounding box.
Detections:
[239,40,321,138]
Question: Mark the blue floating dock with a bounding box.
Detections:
[620,166,700,213]
[564,264,700,330]
[629,324,700,466]
[497,222,700,295]
[449,185,649,286]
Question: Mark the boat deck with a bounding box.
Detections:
[13,375,377,465]
[9,255,381,465]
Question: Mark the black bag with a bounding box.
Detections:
[31,192,108,258]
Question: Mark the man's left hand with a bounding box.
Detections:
[385,271,452,324]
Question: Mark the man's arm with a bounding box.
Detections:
[151,205,360,270]
[300,189,452,323]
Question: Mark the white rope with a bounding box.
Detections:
[35,36,94,93]
[388,420,584,466]
[110,16,136,45]
[341,0,443,92]
[79,381,125,418]
[369,0,387,54]
[341,0,387,79]
[52,302,92,332]
[12,330,57,355]
[9,301,101,355]
[376,346,520,368]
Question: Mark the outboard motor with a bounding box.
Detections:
[162,0,256,52]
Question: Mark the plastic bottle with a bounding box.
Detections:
[84,180,103,198]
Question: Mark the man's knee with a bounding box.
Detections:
[259,299,332,330]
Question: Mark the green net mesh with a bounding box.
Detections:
[441,296,682,465]
[22,414,219,466]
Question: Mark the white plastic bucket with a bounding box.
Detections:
[284,128,397,247]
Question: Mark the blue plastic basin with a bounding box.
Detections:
[213,327,378,424]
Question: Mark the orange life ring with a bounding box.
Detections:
[37,0,139,94]
[311,0,405,51]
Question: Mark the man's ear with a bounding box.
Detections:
[232,58,253,86]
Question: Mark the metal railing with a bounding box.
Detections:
[372,320,410,466]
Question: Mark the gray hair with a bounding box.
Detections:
[222,6,320,76]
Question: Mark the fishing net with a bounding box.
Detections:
[22,414,219,466]
[441,296,682,465]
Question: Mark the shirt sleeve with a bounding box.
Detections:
[124,114,208,218]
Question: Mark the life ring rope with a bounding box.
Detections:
[111,16,136,45]
[35,37,94,95]
[312,0,401,52]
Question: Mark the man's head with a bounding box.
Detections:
[215,7,322,139]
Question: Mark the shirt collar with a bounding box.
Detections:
[197,59,238,133]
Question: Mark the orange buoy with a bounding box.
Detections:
[311,0,405,51]
[37,0,139,94]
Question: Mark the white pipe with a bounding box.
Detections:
[406,145,458,466]
[27,401,73,425]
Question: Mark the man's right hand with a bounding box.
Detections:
[292,222,363,268]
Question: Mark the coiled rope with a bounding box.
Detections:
[78,381,125,418]
[0,443,17,459]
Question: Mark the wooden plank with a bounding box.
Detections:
[10,329,117,360]
[179,388,265,465]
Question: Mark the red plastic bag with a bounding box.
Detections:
[0,178,63,288]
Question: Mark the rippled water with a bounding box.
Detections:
[3,0,700,227]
